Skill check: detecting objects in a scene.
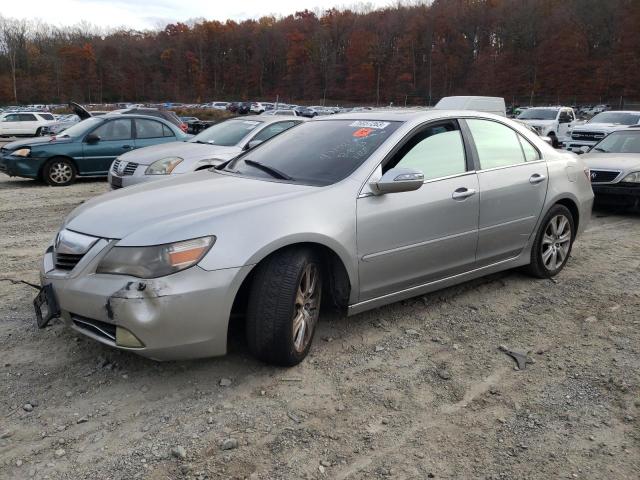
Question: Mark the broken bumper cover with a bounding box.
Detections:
[40,246,250,361]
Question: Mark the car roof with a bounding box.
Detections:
[233,115,307,124]
[311,109,507,123]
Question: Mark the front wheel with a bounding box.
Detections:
[43,157,76,186]
[526,204,575,278]
[246,248,322,366]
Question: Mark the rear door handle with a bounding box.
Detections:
[529,173,547,184]
[452,187,477,200]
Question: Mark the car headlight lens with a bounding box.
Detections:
[96,236,215,278]
[621,172,640,183]
[145,156,183,175]
[12,148,30,157]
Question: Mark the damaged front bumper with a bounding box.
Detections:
[40,240,250,361]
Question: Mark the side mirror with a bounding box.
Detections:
[85,133,100,144]
[579,146,590,154]
[370,167,424,195]
[245,139,263,150]
[540,136,553,147]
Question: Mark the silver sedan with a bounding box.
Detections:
[37,110,594,365]
[107,115,304,189]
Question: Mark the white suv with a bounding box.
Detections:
[566,111,640,153]
[0,111,56,136]
[516,107,577,145]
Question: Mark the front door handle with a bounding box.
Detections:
[529,173,547,184]
[452,187,477,200]
[122,145,132,149]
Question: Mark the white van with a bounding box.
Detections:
[434,96,506,116]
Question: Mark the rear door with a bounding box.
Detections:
[19,114,39,135]
[357,120,479,301]
[81,118,134,174]
[463,118,548,266]
[133,118,177,149]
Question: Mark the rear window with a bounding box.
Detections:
[225,119,401,186]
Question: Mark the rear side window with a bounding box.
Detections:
[19,114,37,121]
[92,119,132,141]
[386,121,467,180]
[135,119,164,139]
[467,119,526,169]
[519,137,540,161]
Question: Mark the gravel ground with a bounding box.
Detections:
[0,174,638,480]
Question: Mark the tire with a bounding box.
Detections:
[43,157,76,186]
[246,248,322,366]
[35,127,42,137]
[526,204,575,278]
[548,131,560,148]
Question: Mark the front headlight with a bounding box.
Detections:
[621,172,640,183]
[145,156,183,175]
[96,236,215,278]
[12,148,31,157]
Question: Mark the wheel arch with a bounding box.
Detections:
[554,197,580,232]
[38,155,78,180]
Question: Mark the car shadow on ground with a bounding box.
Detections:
[0,177,108,190]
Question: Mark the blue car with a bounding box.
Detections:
[0,114,190,186]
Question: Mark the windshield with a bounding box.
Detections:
[225,119,401,186]
[191,119,263,146]
[589,112,640,125]
[517,109,558,120]
[54,117,103,137]
[592,131,640,154]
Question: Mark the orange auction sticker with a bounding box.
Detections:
[353,128,373,138]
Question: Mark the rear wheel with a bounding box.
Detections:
[43,157,76,186]
[526,204,574,278]
[246,248,322,366]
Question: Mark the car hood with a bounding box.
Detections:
[119,141,242,165]
[519,119,555,127]
[582,153,640,172]
[3,135,74,150]
[573,123,629,132]
[64,171,313,242]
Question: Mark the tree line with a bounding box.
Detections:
[0,0,638,106]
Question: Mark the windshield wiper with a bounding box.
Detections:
[593,147,608,153]
[243,159,292,180]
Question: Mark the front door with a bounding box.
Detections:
[463,118,548,266]
[81,118,134,175]
[357,120,480,301]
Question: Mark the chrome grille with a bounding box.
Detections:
[590,170,620,184]
[571,131,605,142]
[54,252,84,270]
[112,159,138,176]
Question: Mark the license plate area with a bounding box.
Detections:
[33,284,60,328]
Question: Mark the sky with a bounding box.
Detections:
[3,0,397,30]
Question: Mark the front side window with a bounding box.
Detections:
[191,119,263,146]
[92,119,132,141]
[226,119,401,186]
[2,114,19,122]
[386,122,467,180]
[467,119,527,169]
[250,121,299,143]
[135,119,165,139]
[517,109,559,121]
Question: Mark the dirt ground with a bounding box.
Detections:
[0,173,638,480]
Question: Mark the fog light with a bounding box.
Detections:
[116,326,144,348]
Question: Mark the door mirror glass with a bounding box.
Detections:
[371,167,424,195]
[540,136,553,146]
[579,145,590,154]
[85,133,100,143]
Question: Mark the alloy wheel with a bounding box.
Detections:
[49,162,73,184]
[541,214,572,271]
[292,263,321,353]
